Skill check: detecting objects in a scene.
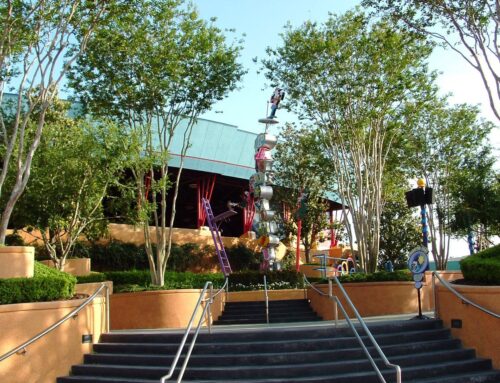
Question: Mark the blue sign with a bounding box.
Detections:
[408,246,429,290]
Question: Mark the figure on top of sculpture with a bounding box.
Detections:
[268,87,285,119]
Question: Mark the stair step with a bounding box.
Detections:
[99,319,443,344]
[58,319,499,382]
[86,338,464,368]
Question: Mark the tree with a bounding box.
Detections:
[363,0,500,121]
[378,177,421,270]
[0,0,110,244]
[70,0,245,285]
[449,150,500,251]
[264,11,435,272]
[273,124,333,263]
[7,98,132,269]
[406,100,494,269]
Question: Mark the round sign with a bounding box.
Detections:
[408,246,429,274]
[414,281,423,289]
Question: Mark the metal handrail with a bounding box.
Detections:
[0,283,110,363]
[432,271,500,319]
[263,275,269,324]
[332,276,401,383]
[302,274,338,326]
[302,274,329,296]
[161,277,228,383]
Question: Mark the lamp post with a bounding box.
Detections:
[405,178,433,319]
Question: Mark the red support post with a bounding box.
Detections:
[197,175,216,228]
[296,219,302,272]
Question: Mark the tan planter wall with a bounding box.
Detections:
[227,289,305,302]
[0,246,34,279]
[0,297,107,383]
[436,283,500,369]
[110,288,225,330]
[300,264,336,279]
[308,281,433,320]
[40,258,91,276]
[75,281,113,296]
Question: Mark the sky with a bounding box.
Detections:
[192,0,499,258]
[192,0,500,142]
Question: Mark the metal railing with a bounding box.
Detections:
[303,274,401,383]
[432,271,500,319]
[0,283,110,363]
[331,276,401,383]
[263,275,269,324]
[160,277,228,383]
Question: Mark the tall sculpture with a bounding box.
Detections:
[250,90,283,270]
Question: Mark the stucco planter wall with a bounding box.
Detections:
[436,283,500,369]
[227,289,305,302]
[308,281,433,320]
[110,288,225,330]
[0,246,34,279]
[40,258,91,276]
[0,297,107,383]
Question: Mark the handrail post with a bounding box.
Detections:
[432,272,438,319]
[328,279,338,327]
[208,283,213,334]
[105,284,110,333]
[264,275,269,325]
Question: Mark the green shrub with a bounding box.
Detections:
[0,262,76,305]
[103,269,151,286]
[308,270,413,284]
[460,245,500,285]
[225,244,261,271]
[229,270,304,291]
[5,232,26,246]
[76,272,107,284]
[110,270,225,293]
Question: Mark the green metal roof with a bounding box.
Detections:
[167,118,256,180]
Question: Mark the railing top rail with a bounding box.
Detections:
[433,271,500,319]
[302,274,328,296]
[0,283,108,363]
[210,278,228,300]
[331,276,401,383]
[161,277,228,383]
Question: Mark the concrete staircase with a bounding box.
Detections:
[213,299,322,325]
[57,318,500,382]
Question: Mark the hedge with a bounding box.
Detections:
[76,272,107,284]
[460,245,500,285]
[0,262,76,305]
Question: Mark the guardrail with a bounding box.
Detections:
[432,271,500,319]
[263,274,269,325]
[0,283,110,363]
[303,274,401,383]
[160,277,228,383]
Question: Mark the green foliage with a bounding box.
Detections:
[75,272,107,284]
[4,232,26,246]
[8,97,133,267]
[449,153,500,248]
[225,244,261,271]
[460,245,500,285]
[110,270,225,292]
[69,0,246,286]
[379,182,421,270]
[229,270,304,291]
[273,126,333,263]
[363,0,500,120]
[338,270,413,283]
[264,11,436,273]
[404,101,494,269]
[72,241,149,272]
[103,270,152,286]
[0,262,76,305]
[168,243,217,272]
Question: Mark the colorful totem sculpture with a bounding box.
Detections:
[251,96,282,270]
